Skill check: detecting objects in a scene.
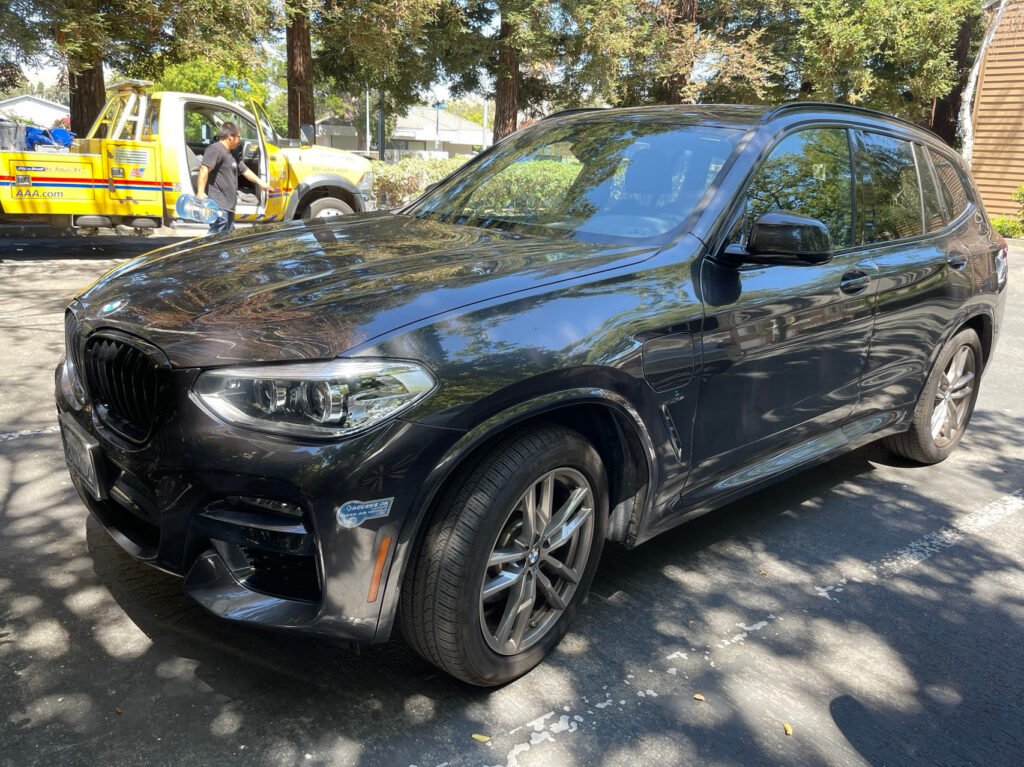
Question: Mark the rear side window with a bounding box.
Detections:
[856,132,923,243]
[928,148,971,220]
[735,127,855,249]
[915,145,946,232]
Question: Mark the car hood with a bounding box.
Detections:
[76,214,655,367]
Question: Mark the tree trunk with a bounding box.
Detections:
[287,8,315,140]
[68,52,105,135]
[492,18,519,143]
[929,10,977,146]
[665,0,698,104]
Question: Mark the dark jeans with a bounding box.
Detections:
[208,209,235,235]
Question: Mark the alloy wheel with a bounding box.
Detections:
[479,468,595,655]
[931,344,976,447]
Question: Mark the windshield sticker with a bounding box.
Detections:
[337,498,394,528]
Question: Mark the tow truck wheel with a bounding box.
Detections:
[302,197,354,219]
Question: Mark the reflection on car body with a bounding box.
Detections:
[57,102,1007,686]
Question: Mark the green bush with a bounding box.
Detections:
[1013,183,1024,209]
[371,157,467,208]
[991,214,1024,240]
[467,159,582,215]
[369,156,583,214]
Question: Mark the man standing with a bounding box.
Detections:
[197,122,274,234]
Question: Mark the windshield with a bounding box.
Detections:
[407,117,742,243]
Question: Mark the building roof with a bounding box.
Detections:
[0,94,70,113]
[317,105,490,147]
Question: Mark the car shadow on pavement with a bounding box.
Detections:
[2,406,1023,766]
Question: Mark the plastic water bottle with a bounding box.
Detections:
[176,194,220,225]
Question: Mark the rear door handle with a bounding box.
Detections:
[946,252,969,270]
[840,271,871,294]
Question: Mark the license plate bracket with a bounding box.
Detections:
[59,413,104,501]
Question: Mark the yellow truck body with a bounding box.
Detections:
[0,82,374,231]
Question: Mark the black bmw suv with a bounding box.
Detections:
[57,103,1008,685]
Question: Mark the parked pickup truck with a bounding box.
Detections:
[0,80,375,233]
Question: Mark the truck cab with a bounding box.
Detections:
[0,81,375,233]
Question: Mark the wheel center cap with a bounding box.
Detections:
[528,550,539,566]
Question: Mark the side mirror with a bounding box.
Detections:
[723,212,834,266]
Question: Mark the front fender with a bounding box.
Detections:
[371,386,658,642]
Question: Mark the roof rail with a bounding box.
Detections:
[541,107,607,121]
[762,101,926,133]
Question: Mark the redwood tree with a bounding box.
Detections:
[286,4,315,139]
[492,17,519,143]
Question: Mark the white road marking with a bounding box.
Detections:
[814,487,1024,600]
[0,426,59,442]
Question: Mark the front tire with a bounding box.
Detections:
[301,196,354,219]
[884,327,982,464]
[399,425,608,686]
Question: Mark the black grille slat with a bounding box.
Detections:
[84,335,163,443]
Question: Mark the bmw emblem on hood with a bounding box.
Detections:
[99,298,129,315]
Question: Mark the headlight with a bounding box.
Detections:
[192,359,436,438]
[357,170,374,197]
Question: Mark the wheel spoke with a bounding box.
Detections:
[537,475,555,534]
[488,547,527,568]
[953,347,969,380]
[542,554,580,585]
[507,571,537,651]
[536,570,567,612]
[521,487,538,543]
[494,569,531,648]
[483,567,524,601]
[950,371,974,399]
[946,398,960,432]
[542,487,587,542]
[545,502,594,553]
[930,399,947,440]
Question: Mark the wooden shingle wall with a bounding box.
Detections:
[972,0,1024,216]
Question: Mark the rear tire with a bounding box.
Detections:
[884,327,982,464]
[301,197,354,219]
[399,424,608,686]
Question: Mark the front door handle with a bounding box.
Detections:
[840,271,871,294]
[946,252,969,270]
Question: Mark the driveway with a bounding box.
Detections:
[2,238,1022,766]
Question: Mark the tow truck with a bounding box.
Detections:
[0,80,375,233]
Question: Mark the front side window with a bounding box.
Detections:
[408,117,741,243]
[857,132,923,243]
[928,148,971,221]
[183,104,258,150]
[732,127,855,249]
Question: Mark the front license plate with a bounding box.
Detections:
[59,413,103,501]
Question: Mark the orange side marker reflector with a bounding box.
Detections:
[367,536,392,603]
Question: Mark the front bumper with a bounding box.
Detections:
[56,361,459,643]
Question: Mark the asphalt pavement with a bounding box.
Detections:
[1,235,1022,767]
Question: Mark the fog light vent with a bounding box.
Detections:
[226,495,303,518]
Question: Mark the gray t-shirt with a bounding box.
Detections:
[200,141,245,212]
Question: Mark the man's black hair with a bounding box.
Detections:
[218,122,240,140]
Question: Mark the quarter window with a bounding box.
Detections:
[856,132,923,243]
[928,148,971,220]
[734,128,855,249]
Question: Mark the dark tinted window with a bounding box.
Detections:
[928,148,971,220]
[735,128,854,249]
[857,132,923,243]
[916,145,946,232]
